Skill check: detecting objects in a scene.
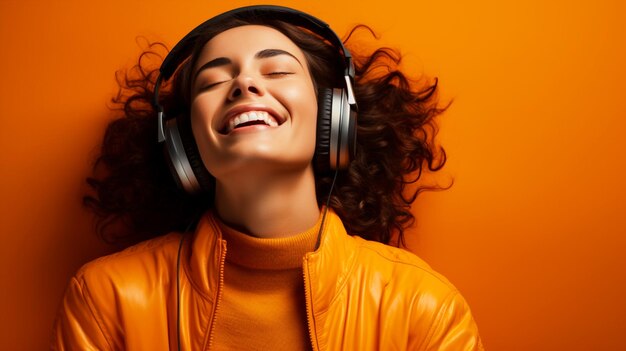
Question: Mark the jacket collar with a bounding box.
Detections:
[304,209,358,312]
[302,209,359,349]
[181,212,226,300]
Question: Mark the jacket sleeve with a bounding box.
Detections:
[51,276,113,350]
[422,291,485,351]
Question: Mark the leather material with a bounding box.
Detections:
[52,210,484,350]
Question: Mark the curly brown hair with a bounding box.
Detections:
[85,18,449,246]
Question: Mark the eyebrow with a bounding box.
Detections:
[255,49,301,65]
[192,49,302,84]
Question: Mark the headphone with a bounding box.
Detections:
[152,5,358,195]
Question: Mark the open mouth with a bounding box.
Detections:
[220,110,282,134]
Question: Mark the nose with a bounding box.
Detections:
[228,75,264,101]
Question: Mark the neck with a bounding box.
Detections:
[214,165,320,238]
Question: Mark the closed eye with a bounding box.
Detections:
[199,80,230,92]
[265,72,294,76]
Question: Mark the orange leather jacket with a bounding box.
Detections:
[52,210,484,350]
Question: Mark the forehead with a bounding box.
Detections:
[196,25,306,63]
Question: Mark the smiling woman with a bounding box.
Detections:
[51,5,484,350]
[190,25,320,208]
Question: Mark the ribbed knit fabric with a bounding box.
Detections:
[210,214,322,350]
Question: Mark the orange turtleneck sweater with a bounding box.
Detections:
[211,215,322,350]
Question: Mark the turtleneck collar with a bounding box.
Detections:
[215,212,322,270]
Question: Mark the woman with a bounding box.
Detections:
[53,5,484,350]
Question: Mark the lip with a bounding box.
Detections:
[219,104,286,134]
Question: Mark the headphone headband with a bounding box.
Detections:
[159,5,354,81]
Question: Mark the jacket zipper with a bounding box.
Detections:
[206,242,227,350]
[303,256,319,351]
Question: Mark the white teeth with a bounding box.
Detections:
[226,111,280,132]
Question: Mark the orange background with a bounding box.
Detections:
[1,0,625,349]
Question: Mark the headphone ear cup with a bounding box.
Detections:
[162,114,214,195]
[315,88,333,173]
[333,87,356,170]
[176,114,215,192]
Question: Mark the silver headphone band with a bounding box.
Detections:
[329,88,343,170]
[338,92,352,169]
[165,119,202,194]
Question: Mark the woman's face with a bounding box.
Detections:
[190,25,318,180]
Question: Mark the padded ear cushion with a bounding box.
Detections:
[315,87,333,173]
[174,114,215,194]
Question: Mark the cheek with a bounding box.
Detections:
[284,80,318,126]
[288,82,319,152]
[190,102,208,145]
[190,96,215,127]
[190,97,220,166]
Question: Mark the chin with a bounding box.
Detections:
[210,152,314,178]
